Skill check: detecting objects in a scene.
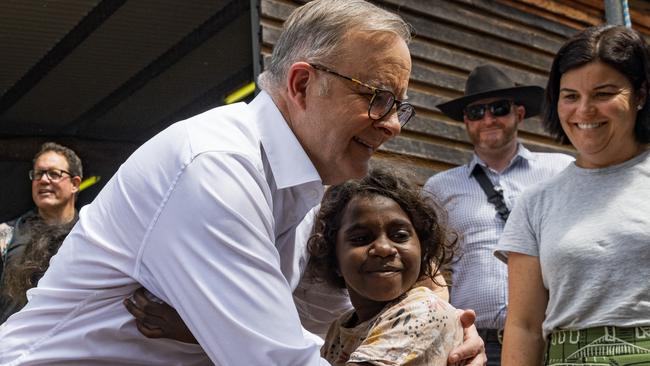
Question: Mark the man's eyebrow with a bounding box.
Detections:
[364,77,407,98]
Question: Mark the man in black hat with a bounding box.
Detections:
[423,64,573,365]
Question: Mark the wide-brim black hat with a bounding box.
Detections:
[437,64,545,121]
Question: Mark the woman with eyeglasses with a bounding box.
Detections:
[0,142,82,323]
[496,25,650,365]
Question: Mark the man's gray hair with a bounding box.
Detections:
[257,0,412,92]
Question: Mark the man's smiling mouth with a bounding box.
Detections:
[353,136,377,150]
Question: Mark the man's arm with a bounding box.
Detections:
[124,287,198,344]
[135,153,325,365]
[448,310,487,366]
[501,253,547,366]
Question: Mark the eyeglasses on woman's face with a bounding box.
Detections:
[309,63,415,127]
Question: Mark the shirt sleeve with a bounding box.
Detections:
[294,274,353,339]
[494,188,540,263]
[349,290,462,366]
[136,152,329,366]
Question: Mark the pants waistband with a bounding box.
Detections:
[549,325,650,344]
[477,328,503,345]
[546,326,650,365]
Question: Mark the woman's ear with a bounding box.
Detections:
[637,81,647,110]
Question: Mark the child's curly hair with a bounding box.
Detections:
[307,166,458,289]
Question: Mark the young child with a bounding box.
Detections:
[308,167,463,366]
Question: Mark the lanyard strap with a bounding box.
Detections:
[471,165,510,221]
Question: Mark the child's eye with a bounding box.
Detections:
[348,234,370,245]
[390,230,411,242]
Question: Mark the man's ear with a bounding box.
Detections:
[514,104,526,124]
[71,176,82,193]
[285,62,314,111]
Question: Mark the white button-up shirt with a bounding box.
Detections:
[0,91,330,366]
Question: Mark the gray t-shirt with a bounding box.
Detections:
[495,150,650,338]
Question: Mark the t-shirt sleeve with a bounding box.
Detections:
[348,289,462,366]
[494,188,540,263]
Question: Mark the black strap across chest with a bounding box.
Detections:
[471,165,510,221]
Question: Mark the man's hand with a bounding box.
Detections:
[123,287,198,344]
[448,309,487,366]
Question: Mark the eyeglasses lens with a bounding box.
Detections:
[465,100,511,121]
[29,170,64,181]
[369,90,395,120]
[48,171,63,180]
[370,90,414,127]
[397,103,414,126]
[491,100,511,116]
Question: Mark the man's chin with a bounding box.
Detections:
[35,200,59,210]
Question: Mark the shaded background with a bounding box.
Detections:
[1,0,649,221]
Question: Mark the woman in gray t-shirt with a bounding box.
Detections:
[496,25,650,366]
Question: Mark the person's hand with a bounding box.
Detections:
[448,309,487,366]
[123,287,198,344]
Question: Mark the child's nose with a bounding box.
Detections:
[369,238,398,257]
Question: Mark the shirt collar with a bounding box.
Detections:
[250,91,322,190]
[467,143,535,177]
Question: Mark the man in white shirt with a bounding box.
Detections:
[0,1,484,365]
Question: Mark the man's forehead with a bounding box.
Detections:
[337,31,411,94]
[34,152,68,168]
[362,63,410,96]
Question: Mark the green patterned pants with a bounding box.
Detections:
[546,326,650,365]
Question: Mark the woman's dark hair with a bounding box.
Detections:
[307,166,458,290]
[2,220,75,306]
[544,25,650,144]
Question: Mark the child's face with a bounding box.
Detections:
[335,194,421,315]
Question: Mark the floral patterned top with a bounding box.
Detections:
[321,286,463,366]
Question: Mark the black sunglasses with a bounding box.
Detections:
[463,99,513,121]
[309,63,415,127]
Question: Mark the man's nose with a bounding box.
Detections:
[373,112,401,138]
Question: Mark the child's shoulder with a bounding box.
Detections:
[348,287,463,365]
[382,286,458,326]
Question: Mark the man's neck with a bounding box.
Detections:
[475,143,519,173]
[39,205,76,225]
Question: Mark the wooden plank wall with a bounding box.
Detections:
[260,0,650,184]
